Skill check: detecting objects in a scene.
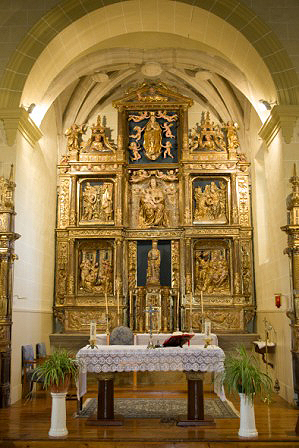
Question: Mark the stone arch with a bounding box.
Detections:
[0,0,297,112]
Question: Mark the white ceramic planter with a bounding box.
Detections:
[48,391,68,437]
[238,393,258,438]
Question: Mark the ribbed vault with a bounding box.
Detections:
[0,0,297,113]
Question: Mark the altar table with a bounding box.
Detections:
[95,332,218,346]
[76,344,225,426]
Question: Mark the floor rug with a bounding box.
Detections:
[74,397,238,421]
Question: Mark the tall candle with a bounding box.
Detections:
[201,290,204,315]
[177,291,180,323]
[190,293,192,315]
[90,320,96,340]
[117,291,120,316]
[105,292,109,315]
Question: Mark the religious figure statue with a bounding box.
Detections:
[143,112,162,160]
[139,178,168,227]
[64,123,86,152]
[80,258,92,289]
[81,115,116,152]
[100,183,113,221]
[194,180,227,222]
[82,182,98,220]
[226,121,240,150]
[189,112,226,152]
[146,240,161,287]
[98,259,113,292]
[195,250,229,294]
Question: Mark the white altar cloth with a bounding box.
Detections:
[76,344,225,400]
[96,332,218,346]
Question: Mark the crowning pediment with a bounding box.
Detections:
[113,82,193,109]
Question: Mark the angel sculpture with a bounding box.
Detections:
[162,122,175,138]
[128,111,149,122]
[162,141,174,159]
[129,141,142,161]
[129,125,145,141]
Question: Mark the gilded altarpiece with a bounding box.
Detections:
[54,83,254,335]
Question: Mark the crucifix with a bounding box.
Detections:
[145,304,159,349]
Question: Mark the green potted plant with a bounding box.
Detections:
[222,345,272,438]
[34,348,80,438]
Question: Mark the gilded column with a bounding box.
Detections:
[281,164,299,405]
[184,172,191,225]
[115,238,123,295]
[67,238,75,298]
[185,238,192,295]
[233,238,241,295]
[69,175,77,226]
[0,165,20,408]
[231,173,239,225]
[116,174,122,226]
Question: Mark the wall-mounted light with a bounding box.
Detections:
[259,99,272,111]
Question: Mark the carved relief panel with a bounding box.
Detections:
[192,176,229,224]
[78,178,114,225]
[77,240,114,294]
[130,170,179,228]
[128,110,179,163]
[193,239,231,295]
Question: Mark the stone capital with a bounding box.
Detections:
[0,107,42,147]
[259,105,299,146]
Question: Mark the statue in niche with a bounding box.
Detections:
[195,249,229,294]
[194,180,227,222]
[139,178,168,227]
[81,115,116,153]
[65,123,86,152]
[100,183,113,221]
[143,112,162,160]
[82,182,98,220]
[146,241,161,287]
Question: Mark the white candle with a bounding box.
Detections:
[177,291,180,321]
[90,320,96,340]
[204,319,211,336]
[105,292,109,315]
